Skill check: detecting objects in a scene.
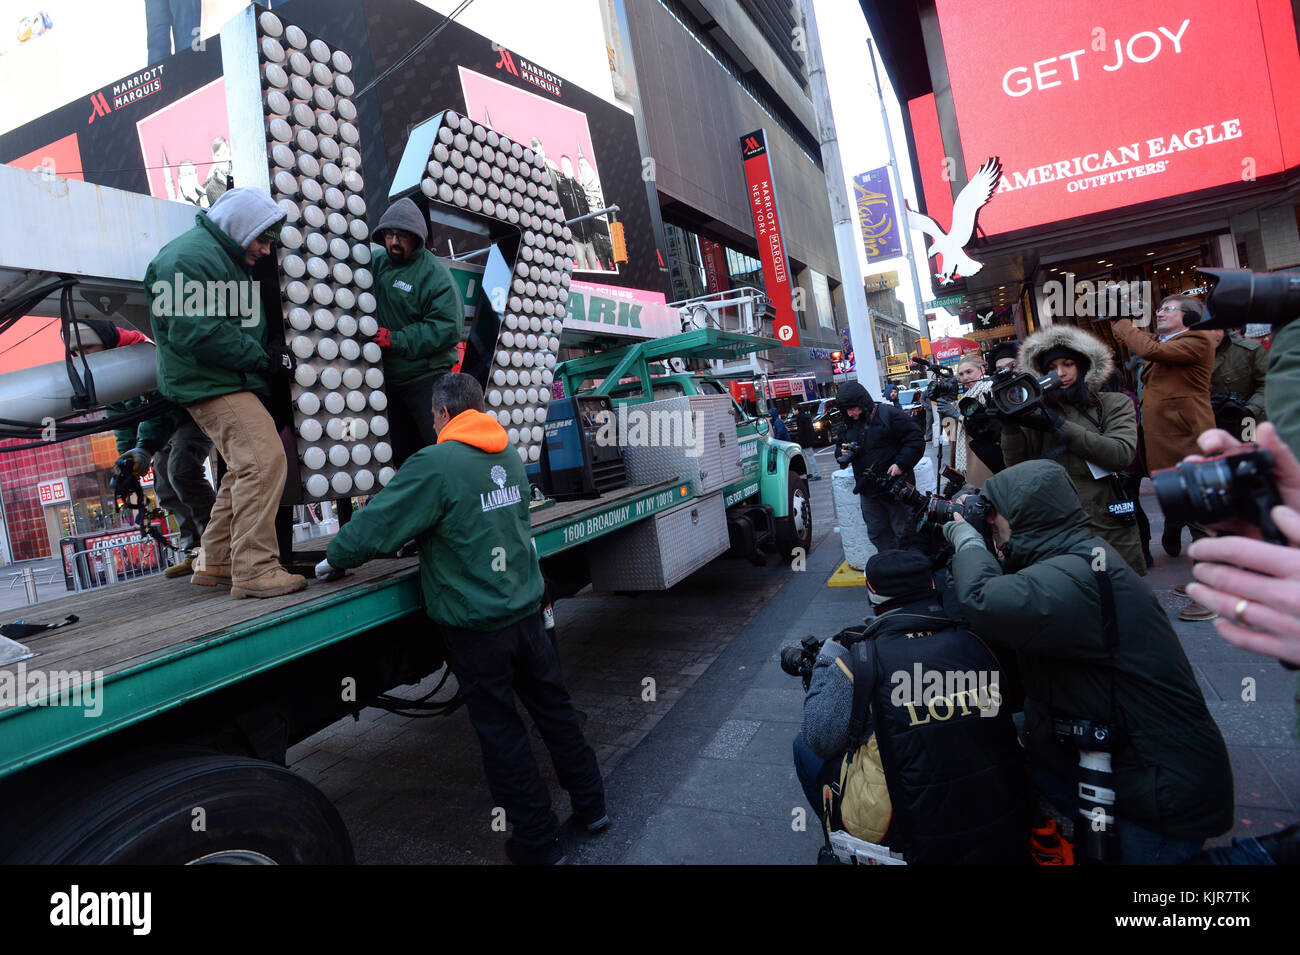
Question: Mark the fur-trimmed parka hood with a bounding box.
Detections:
[1017,324,1114,392]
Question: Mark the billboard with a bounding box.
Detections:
[740,128,799,346]
[927,0,1300,236]
[853,167,903,261]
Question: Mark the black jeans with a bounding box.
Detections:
[858,491,916,552]
[153,418,215,552]
[441,612,605,846]
[388,375,441,470]
[145,0,200,63]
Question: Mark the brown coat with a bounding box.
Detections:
[1112,319,1215,473]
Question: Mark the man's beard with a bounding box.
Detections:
[387,244,410,263]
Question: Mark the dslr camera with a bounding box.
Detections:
[860,465,994,533]
[780,627,868,691]
[1194,267,1300,331]
[1152,445,1286,544]
[835,440,859,469]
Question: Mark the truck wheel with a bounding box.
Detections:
[775,472,812,559]
[9,752,354,865]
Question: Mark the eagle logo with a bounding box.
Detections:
[490,465,507,489]
[908,157,1001,286]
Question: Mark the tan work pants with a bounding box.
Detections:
[186,391,287,582]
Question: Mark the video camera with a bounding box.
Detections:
[1151,445,1286,544]
[911,355,959,403]
[980,367,1062,419]
[1194,267,1300,331]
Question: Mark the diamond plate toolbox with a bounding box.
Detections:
[620,394,742,498]
[588,491,728,591]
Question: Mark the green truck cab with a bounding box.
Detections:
[555,328,813,561]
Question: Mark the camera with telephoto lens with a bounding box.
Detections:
[1151,446,1286,544]
[781,627,869,691]
[861,465,994,532]
[836,440,860,468]
[986,367,1062,418]
[1194,267,1300,331]
[1053,718,1119,864]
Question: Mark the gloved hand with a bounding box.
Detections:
[315,559,344,581]
[1017,407,1064,432]
[114,448,152,478]
[372,326,392,349]
[265,342,297,377]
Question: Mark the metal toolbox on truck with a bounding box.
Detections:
[620,394,742,498]
[589,491,728,591]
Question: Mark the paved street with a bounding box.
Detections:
[286,445,1299,864]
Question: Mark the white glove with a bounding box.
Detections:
[315,558,344,581]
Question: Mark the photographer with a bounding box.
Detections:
[945,357,1001,487]
[835,382,925,552]
[943,460,1233,864]
[1000,326,1146,575]
[1210,329,1268,434]
[793,550,1028,863]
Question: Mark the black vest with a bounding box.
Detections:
[849,598,1029,864]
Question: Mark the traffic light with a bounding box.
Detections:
[610,220,628,264]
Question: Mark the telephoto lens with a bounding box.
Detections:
[1151,447,1285,544]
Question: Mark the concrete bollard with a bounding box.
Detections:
[832,466,875,571]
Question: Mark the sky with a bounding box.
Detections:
[811,0,960,338]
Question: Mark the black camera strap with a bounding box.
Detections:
[1090,562,1122,740]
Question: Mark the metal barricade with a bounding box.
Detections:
[68,535,174,593]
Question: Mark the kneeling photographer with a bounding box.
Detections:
[943,460,1233,864]
[835,382,926,552]
[791,550,1028,864]
[998,327,1147,575]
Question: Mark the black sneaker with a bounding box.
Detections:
[574,804,610,833]
[1161,525,1182,558]
[505,836,566,866]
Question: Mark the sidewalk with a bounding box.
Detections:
[575,473,1297,864]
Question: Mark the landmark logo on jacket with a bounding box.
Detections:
[907,157,1001,286]
[481,465,521,512]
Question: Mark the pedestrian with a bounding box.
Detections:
[144,0,200,64]
[317,374,607,864]
[835,381,925,552]
[147,187,305,598]
[1001,325,1146,575]
[369,197,466,468]
[769,405,791,441]
[64,319,215,578]
[944,460,1234,864]
[1108,296,1217,617]
[988,341,1019,374]
[887,386,901,408]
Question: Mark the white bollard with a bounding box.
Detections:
[832,466,875,571]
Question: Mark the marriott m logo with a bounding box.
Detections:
[495,46,519,77]
[87,91,112,124]
[742,136,761,153]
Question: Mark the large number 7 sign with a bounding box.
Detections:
[389,108,577,469]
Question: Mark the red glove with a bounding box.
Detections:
[373,327,392,348]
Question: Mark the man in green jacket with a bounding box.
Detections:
[1210,329,1269,432]
[318,374,606,864]
[146,187,304,599]
[369,197,465,468]
[943,460,1233,863]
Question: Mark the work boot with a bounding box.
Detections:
[1172,582,1189,597]
[1178,600,1217,622]
[231,566,308,599]
[164,555,195,578]
[191,563,233,587]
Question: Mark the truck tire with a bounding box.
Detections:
[775,472,812,560]
[8,751,354,865]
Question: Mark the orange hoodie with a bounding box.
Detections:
[437,409,509,453]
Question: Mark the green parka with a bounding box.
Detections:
[370,246,464,387]
[1267,319,1300,455]
[1002,325,1146,575]
[146,193,282,407]
[944,460,1233,840]
[326,409,543,631]
[1211,333,1268,422]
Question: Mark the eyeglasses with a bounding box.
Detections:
[1155,305,1186,314]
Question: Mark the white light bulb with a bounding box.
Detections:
[306,474,329,497]
[373,442,392,463]
[363,342,382,363]
[370,415,389,436]
[379,467,396,486]
[331,472,353,495]
[365,368,384,389]
[297,392,321,415]
[328,444,350,467]
[288,307,312,331]
[336,314,357,337]
[295,364,318,388]
[369,391,388,411]
[354,469,374,492]
[335,287,356,310]
[351,444,372,466]
[340,340,360,361]
[320,366,342,390]
[324,392,345,414]
[303,446,326,470]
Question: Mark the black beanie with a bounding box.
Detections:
[988,341,1019,366]
[1037,345,1090,377]
[865,549,937,610]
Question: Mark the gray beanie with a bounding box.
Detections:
[375,197,428,244]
